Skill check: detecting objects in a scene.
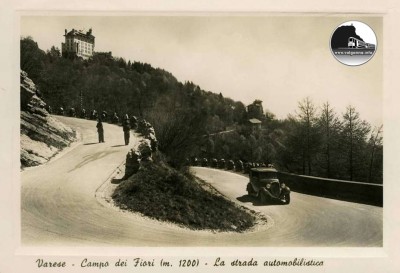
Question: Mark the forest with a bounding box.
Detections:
[20,36,383,183]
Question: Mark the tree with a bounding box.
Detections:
[368,125,383,183]
[46,46,61,62]
[146,108,208,167]
[280,116,304,173]
[20,37,46,82]
[317,102,342,178]
[206,138,215,157]
[232,101,247,124]
[265,128,285,164]
[296,97,319,175]
[264,109,276,122]
[341,105,371,181]
[247,134,258,162]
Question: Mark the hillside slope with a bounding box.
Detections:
[20,70,76,168]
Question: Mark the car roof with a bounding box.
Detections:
[250,167,278,173]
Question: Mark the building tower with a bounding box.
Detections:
[247,99,264,120]
[61,28,95,59]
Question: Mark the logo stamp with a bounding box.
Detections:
[330,21,377,66]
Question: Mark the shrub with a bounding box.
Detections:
[112,161,256,232]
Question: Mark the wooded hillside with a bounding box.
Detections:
[20,37,383,183]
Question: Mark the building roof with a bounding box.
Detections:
[65,28,95,40]
[247,100,263,107]
[248,118,262,124]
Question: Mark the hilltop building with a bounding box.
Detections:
[62,28,95,59]
[248,118,262,132]
[247,99,264,120]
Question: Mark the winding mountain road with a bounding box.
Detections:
[21,117,382,247]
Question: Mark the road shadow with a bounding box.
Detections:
[237,195,254,203]
[83,142,99,145]
[111,144,126,148]
[68,150,119,173]
[253,201,286,207]
[236,194,284,206]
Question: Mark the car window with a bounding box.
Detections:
[259,172,277,179]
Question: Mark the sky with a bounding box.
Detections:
[20,15,382,127]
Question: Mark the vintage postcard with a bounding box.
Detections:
[1,1,399,272]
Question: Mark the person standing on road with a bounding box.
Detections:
[96,118,105,143]
[122,114,131,145]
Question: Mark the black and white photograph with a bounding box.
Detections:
[19,15,383,248]
[1,1,400,272]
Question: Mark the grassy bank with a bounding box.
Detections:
[112,159,256,232]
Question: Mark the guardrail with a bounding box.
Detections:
[189,159,383,207]
[278,172,383,207]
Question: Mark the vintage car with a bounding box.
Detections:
[246,167,290,204]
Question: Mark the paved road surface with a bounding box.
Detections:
[193,167,382,247]
[21,117,382,246]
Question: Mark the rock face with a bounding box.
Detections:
[137,119,158,152]
[20,70,76,169]
[123,119,158,178]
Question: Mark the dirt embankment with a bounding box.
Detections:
[20,70,76,169]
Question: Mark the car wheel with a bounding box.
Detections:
[285,194,291,204]
[259,189,267,204]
